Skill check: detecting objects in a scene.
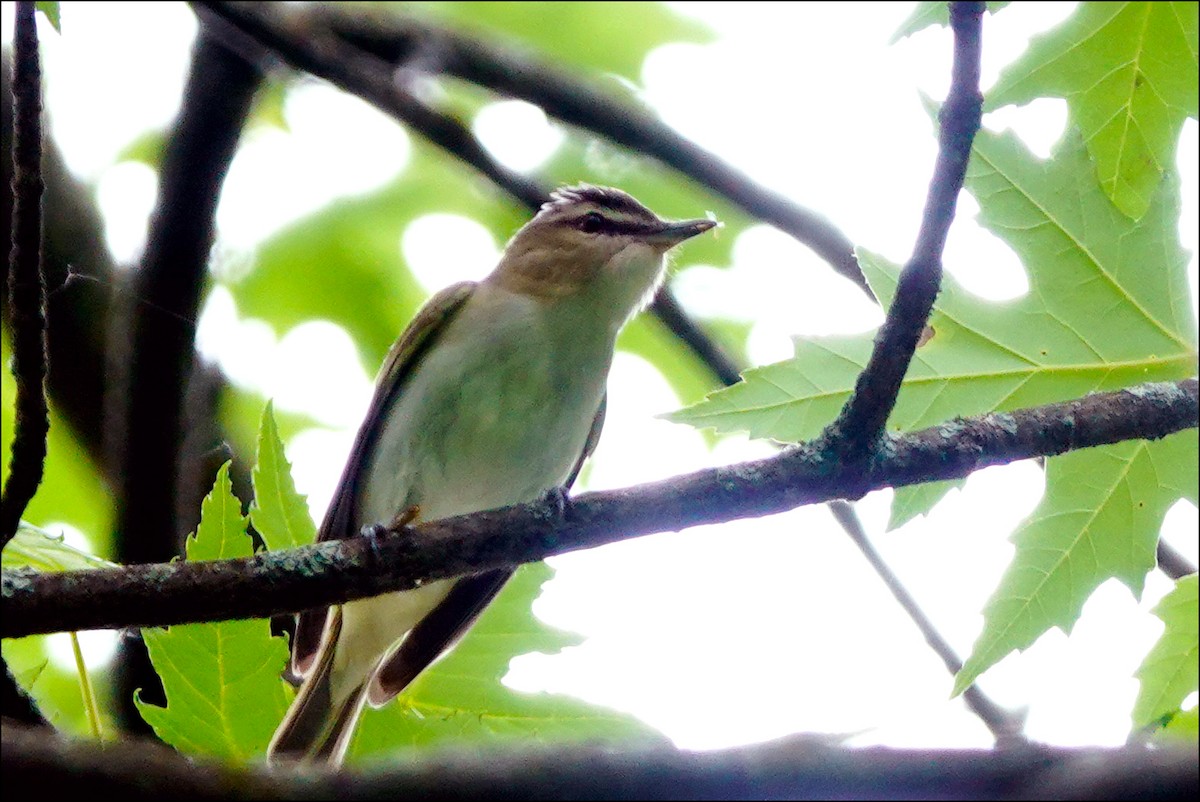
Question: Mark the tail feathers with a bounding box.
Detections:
[269,610,366,766]
[368,569,512,705]
[268,656,367,765]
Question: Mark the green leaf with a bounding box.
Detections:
[669,123,1197,602]
[249,401,317,552]
[347,562,661,761]
[1,521,116,572]
[988,2,1200,219]
[888,479,964,531]
[406,2,711,83]
[136,463,292,762]
[890,1,1009,43]
[953,432,1199,695]
[668,126,1197,444]
[35,1,60,32]
[1158,704,1199,740]
[114,128,166,169]
[1,522,116,737]
[3,331,116,738]
[218,384,322,463]
[249,77,291,133]
[1132,573,1199,729]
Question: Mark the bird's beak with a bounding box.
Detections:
[643,218,718,248]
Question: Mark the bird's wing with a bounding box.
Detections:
[366,394,608,704]
[290,281,477,678]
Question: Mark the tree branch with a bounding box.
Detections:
[191,0,744,405]
[4,719,1196,800]
[1,1,48,547]
[2,50,117,474]
[1156,539,1197,581]
[5,379,1194,638]
[827,500,1025,744]
[819,1,984,471]
[105,28,261,735]
[302,3,870,296]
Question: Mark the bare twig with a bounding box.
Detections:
[5,379,1194,638]
[1,1,48,547]
[819,2,984,471]
[827,501,1025,745]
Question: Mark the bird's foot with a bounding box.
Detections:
[541,486,571,521]
[360,505,421,538]
[390,504,422,530]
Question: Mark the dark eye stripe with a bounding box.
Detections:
[574,212,657,236]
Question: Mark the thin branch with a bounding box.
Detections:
[5,379,1194,639]
[4,719,1197,800]
[1,1,48,547]
[304,4,871,297]
[820,2,984,470]
[648,288,744,388]
[2,51,117,472]
[1156,539,1197,581]
[827,500,1025,745]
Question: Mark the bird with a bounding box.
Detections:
[267,184,717,765]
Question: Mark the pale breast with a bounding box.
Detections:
[356,287,612,528]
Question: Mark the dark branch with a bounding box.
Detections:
[827,500,1025,745]
[2,51,117,473]
[109,31,260,562]
[819,2,984,471]
[1156,539,1197,581]
[305,4,870,296]
[649,288,744,388]
[1,1,48,547]
[5,379,1194,638]
[4,720,1197,800]
[106,28,261,735]
[193,0,547,210]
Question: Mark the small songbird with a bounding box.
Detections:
[268,185,716,765]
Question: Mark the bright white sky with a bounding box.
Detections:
[7,1,1198,750]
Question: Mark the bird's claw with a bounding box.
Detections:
[541,486,571,520]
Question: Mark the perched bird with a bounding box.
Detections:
[268,185,716,765]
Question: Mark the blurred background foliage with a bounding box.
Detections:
[1,0,755,741]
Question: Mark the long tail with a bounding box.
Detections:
[268,611,365,766]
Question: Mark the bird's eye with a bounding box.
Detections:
[578,211,605,233]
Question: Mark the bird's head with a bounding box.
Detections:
[489,185,716,319]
